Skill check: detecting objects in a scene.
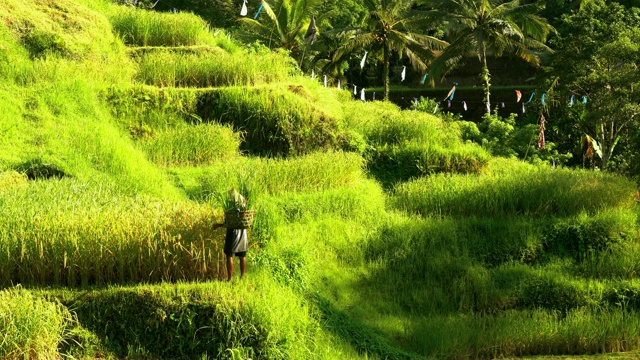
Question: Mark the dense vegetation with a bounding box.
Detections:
[2,0,640,359]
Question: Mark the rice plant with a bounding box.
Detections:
[133,46,296,87]
[108,5,212,47]
[0,287,72,359]
[391,158,636,218]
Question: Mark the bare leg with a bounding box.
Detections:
[226,256,234,281]
[239,257,247,279]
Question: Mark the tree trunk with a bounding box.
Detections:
[480,47,491,113]
[384,43,390,101]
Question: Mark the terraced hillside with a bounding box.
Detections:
[1,1,640,359]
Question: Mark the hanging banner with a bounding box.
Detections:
[526,92,536,104]
[541,93,546,106]
[254,2,264,19]
[305,16,317,44]
[522,102,525,114]
[401,66,406,82]
[516,90,522,102]
[448,100,451,108]
[538,115,546,150]
[463,101,467,111]
[360,52,368,69]
[569,94,574,106]
[240,0,248,16]
[582,96,587,104]
[311,69,315,80]
[444,83,457,101]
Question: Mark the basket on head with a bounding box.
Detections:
[224,209,256,229]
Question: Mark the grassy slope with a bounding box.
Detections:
[1,1,640,359]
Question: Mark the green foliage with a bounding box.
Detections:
[456,112,572,166]
[546,0,640,171]
[0,287,72,359]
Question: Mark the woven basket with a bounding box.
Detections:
[224,209,256,229]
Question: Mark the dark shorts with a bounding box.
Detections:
[224,228,248,257]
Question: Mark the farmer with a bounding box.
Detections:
[214,189,249,281]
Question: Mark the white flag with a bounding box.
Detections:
[354,85,357,95]
[433,104,438,114]
[360,88,365,101]
[240,0,248,16]
[337,80,341,90]
[360,51,368,69]
[463,101,467,111]
[324,75,327,88]
[401,66,406,81]
[311,69,315,80]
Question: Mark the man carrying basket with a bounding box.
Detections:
[214,188,251,281]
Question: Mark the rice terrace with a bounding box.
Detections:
[3,0,640,359]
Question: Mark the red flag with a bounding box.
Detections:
[516,90,522,103]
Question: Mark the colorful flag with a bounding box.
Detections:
[516,90,522,102]
[311,69,315,80]
[501,102,505,108]
[582,96,587,104]
[522,102,525,114]
[433,104,438,114]
[444,83,457,101]
[448,100,451,108]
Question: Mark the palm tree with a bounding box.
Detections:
[423,0,554,111]
[238,0,325,62]
[329,0,447,100]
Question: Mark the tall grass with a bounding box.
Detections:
[391,158,636,218]
[171,151,365,202]
[138,122,241,167]
[44,273,364,359]
[0,179,222,287]
[108,5,213,46]
[133,46,296,87]
[405,308,640,359]
[0,287,71,359]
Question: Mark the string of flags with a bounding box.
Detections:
[310,67,588,114]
